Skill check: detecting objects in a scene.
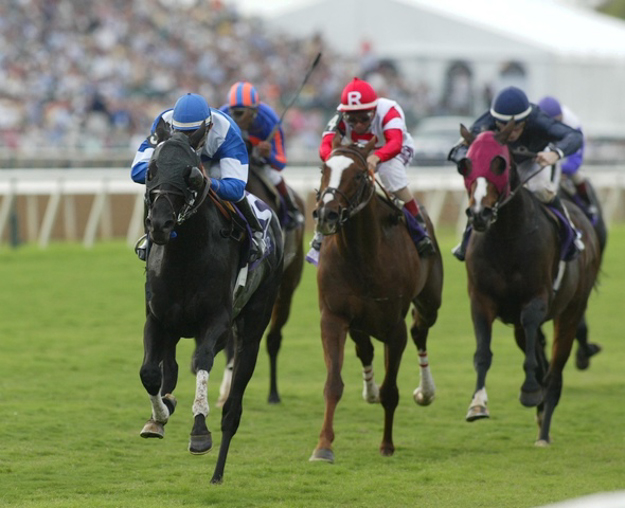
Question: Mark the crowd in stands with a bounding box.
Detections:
[0,0,448,162]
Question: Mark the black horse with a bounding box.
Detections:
[217,164,305,405]
[138,124,284,484]
[458,123,601,445]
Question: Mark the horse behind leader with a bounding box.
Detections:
[310,138,444,463]
[217,164,305,405]
[458,123,600,445]
[138,123,283,484]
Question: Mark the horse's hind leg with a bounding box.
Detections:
[574,315,601,370]
[378,321,408,457]
[139,315,178,438]
[212,279,278,484]
[352,331,379,403]
[537,312,578,446]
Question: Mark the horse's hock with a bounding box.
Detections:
[1,166,624,247]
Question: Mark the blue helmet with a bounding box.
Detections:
[172,93,212,131]
[490,86,531,122]
[537,96,562,119]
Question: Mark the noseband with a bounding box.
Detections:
[317,146,375,225]
[146,173,210,226]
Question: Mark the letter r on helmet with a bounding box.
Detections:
[347,91,362,105]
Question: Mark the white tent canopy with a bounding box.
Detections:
[264,0,625,137]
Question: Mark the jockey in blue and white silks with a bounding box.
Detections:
[131,93,266,262]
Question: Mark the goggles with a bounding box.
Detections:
[230,107,256,120]
[344,110,375,125]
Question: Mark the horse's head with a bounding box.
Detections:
[145,123,208,244]
[458,122,515,232]
[313,136,376,235]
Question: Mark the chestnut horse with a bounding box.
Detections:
[138,124,283,483]
[217,165,305,404]
[458,123,601,445]
[309,138,443,463]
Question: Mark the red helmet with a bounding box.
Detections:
[338,77,378,112]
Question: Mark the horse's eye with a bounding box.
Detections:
[457,158,472,177]
[490,156,507,176]
[355,173,364,181]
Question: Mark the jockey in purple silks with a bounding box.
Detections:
[448,86,584,262]
[537,96,597,220]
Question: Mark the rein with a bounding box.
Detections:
[147,173,211,226]
[318,146,376,225]
[493,148,546,213]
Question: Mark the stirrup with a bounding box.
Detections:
[417,236,435,257]
[249,232,266,263]
[286,209,305,230]
[452,242,465,262]
[135,234,148,261]
[305,246,320,267]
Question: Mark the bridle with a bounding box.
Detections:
[146,167,211,226]
[316,146,376,226]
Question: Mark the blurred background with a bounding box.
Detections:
[3,0,625,167]
[2,0,625,247]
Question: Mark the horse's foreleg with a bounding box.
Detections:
[467,302,495,422]
[352,331,379,403]
[378,322,407,457]
[140,316,177,438]
[310,310,348,464]
[188,332,220,456]
[519,298,548,408]
[537,311,577,446]
[212,325,263,484]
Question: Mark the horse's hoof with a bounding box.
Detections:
[535,439,550,447]
[140,419,165,438]
[413,387,435,406]
[466,405,489,422]
[309,448,334,463]
[379,445,395,457]
[519,389,543,408]
[363,386,380,404]
[267,393,281,404]
[189,432,212,455]
[576,343,601,370]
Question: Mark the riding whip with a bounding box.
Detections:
[266,51,322,142]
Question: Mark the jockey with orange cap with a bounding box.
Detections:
[220,81,304,229]
[307,77,434,265]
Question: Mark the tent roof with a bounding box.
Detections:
[264,0,625,61]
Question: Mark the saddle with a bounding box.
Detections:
[541,202,577,262]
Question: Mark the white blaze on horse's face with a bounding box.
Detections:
[470,177,489,214]
[323,155,354,205]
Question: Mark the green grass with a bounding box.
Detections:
[0,226,624,507]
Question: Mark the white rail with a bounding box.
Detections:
[0,166,623,248]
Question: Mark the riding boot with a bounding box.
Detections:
[237,196,267,263]
[575,179,599,221]
[412,212,435,256]
[452,224,472,262]
[550,195,584,261]
[281,187,305,230]
[305,230,323,267]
